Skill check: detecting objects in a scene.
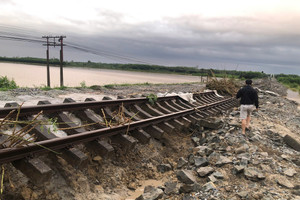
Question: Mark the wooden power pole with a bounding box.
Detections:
[42,35,66,87]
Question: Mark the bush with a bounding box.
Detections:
[0,76,18,90]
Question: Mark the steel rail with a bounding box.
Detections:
[0,96,179,118]
[0,91,220,118]
[0,97,235,164]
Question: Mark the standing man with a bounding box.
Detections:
[236,79,259,135]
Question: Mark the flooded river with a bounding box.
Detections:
[0,63,201,87]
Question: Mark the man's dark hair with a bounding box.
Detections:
[245,79,252,85]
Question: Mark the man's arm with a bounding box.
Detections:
[236,88,242,99]
[254,91,259,109]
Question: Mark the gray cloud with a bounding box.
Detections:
[0,9,300,75]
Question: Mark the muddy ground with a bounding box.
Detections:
[0,78,299,200]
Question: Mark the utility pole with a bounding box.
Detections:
[42,35,66,87]
[59,36,66,87]
[42,36,51,87]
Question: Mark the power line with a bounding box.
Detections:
[0,24,161,65]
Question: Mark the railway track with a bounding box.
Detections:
[0,91,237,184]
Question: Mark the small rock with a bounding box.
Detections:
[226,146,232,152]
[188,154,195,164]
[136,186,164,200]
[259,152,268,157]
[197,167,215,177]
[240,157,250,166]
[235,144,249,154]
[208,175,217,183]
[176,170,197,184]
[260,164,272,173]
[216,156,232,166]
[283,168,297,177]
[237,191,249,198]
[182,195,197,200]
[212,171,224,179]
[208,152,221,164]
[244,167,265,181]
[276,175,294,188]
[177,157,188,169]
[164,182,178,195]
[179,183,201,193]
[237,153,251,160]
[157,164,172,173]
[250,134,262,142]
[198,119,222,129]
[128,182,137,190]
[252,192,264,199]
[202,181,217,192]
[233,165,245,174]
[194,157,208,167]
[292,189,300,196]
[194,146,213,156]
[191,137,200,145]
[281,154,290,160]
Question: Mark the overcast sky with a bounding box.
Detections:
[0,0,300,74]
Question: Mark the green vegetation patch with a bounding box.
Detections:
[275,74,300,93]
[0,76,18,90]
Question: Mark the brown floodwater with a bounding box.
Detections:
[0,63,201,87]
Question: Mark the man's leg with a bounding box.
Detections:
[241,119,247,134]
[246,115,251,128]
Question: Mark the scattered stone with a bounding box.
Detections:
[283,168,297,177]
[208,175,217,183]
[136,185,164,200]
[208,152,221,164]
[244,167,265,181]
[250,134,262,142]
[240,157,250,166]
[235,145,248,154]
[176,170,197,184]
[164,182,178,195]
[276,175,294,189]
[191,137,200,145]
[260,164,272,173]
[292,189,300,196]
[177,157,188,169]
[182,195,197,200]
[197,167,215,177]
[202,181,217,192]
[216,156,232,166]
[233,165,245,174]
[198,119,222,129]
[237,191,249,198]
[128,182,137,190]
[179,183,201,193]
[188,154,195,164]
[281,154,290,160]
[194,146,213,156]
[259,152,268,157]
[157,164,172,173]
[212,171,224,179]
[194,157,208,167]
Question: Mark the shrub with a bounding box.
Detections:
[0,76,18,90]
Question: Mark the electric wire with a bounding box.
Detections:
[0,24,160,65]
